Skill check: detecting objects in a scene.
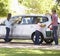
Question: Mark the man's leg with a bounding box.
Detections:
[34,30,40,45]
[53,26,58,45]
[5,27,10,42]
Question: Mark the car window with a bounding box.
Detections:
[32,16,48,24]
[17,17,22,24]
[41,17,48,22]
[21,17,33,24]
[15,16,49,25]
[11,17,22,24]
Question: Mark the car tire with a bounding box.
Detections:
[44,39,53,44]
[31,32,44,44]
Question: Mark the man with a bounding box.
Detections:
[4,13,19,42]
[5,13,12,42]
[34,18,41,45]
[48,9,58,45]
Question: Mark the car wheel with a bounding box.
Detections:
[31,32,44,44]
[44,39,53,44]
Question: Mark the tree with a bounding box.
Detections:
[52,0,60,17]
[56,0,60,4]
[0,0,9,17]
[19,0,55,14]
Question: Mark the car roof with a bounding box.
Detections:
[11,14,49,20]
[12,14,46,17]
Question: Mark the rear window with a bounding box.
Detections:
[32,16,49,24]
[40,17,48,23]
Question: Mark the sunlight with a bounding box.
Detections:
[30,50,45,54]
[10,0,19,11]
[0,54,6,56]
[9,0,27,15]
[18,49,45,54]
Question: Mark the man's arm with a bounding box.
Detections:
[48,22,53,28]
[11,20,19,25]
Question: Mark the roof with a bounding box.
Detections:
[19,14,46,17]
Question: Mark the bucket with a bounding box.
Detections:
[46,28,52,37]
[46,31,52,37]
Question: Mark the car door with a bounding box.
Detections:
[12,17,23,37]
[12,16,36,39]
[0,25,6,38]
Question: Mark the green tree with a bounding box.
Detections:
[19,0,54,14]
[0,0,9,17]
[56,0,60,4]
[52,0,60,17]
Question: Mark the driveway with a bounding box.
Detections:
[0,40,60,50]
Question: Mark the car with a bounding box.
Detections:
[0,14,60,44]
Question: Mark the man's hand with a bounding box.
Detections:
[11,20,19,25]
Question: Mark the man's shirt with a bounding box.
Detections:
[52,14,58,26]
[5,20,12,29]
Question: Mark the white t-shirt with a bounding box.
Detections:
[5,16,19,29]
[5,20,12,29]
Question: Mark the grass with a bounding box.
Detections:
[0,39,60,56]
[0,48,60,56]
[59,38,60,43]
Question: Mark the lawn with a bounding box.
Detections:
[0,39,60,56]
[0,48,60,56]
